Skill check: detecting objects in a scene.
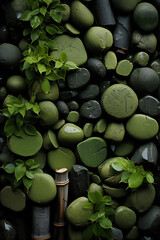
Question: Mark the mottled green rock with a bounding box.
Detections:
[84,27,113,53]
[114,206,137,229]
[116,60,133,76]
[104,51,117,70]
[133,52,149,66]
[66,197,93,227]
[51,35,87,66]
[43,129,59,150]
[66,111,79,123]
[83,122,93,138]
[27,173,57,204]
[0,186,26,212]
[126,114,159,140]
[124,184,156,213]
[101,84,138,119]
[102,184,127,198]
[94,119,107,134]
[8,130,43,157]
[70,1,94,29]
[48,147,76,171]
[77,137,107,168]
[58,123,84,146]
[104,122,125,142]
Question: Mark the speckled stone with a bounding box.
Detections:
[101,84,138,119]
[67,68,90,89]
[126,114,159,140]
[139,95,160,116]
[80,100,102,119]
[78,84,99,100]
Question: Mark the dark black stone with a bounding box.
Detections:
[139,95,160,116]
[0,136,6,153]
[59,90,78,100]
[99,80,111,94]
[78,84,99,100]
[69,165,90,200]
[0,219,16,240]
[86,58,106,78]
[138,205,160,232]
[56,100,69,118]
[0,25,9,43]
[58,79,66,88]
[111,227,123,240]
[67,100,79,110]
[67,68,90,89]
[80,100,102,119]
[94,0,116,28]
[131,141,158,165]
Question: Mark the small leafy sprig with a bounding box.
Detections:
[1,159,43,192]
[2,95,40,137]
[83,191,114,240]
[111,158,154,190]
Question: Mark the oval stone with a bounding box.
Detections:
[78,84,99,100]
[58,123,84,146]
[56,100,69,118]
[129,67,160,94]
[114,206,137,229]
[101,84,138,119]
[67,68,90,89]
[126,114,159,140]
[87,58,107,78]
[80,100,102,119]
[0,219,16,240]
[77,137,107,167]
[139,95,160,116]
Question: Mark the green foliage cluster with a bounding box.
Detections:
[2,95,40,137]
[1,159,42,192]
[21,0,78,93]
[111,158,154,190]
[83,191,114,240]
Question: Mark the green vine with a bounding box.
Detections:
[20,0,78,93]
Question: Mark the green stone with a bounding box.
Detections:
[33,149,46,169]
[114,139,136,156]
[48,147,76,171]
[83,122,94,138]
[65,23,80,35]
[43,129,59,150]
[58,123,84,146]
[8,130,43,157]
[67,224,83,240]
[61,4,70,22]
[126,114,159,140]
[124,183,156,213]
[88,183,103,194]
[104,174,122,187]
[77,137,107,168]
[111,0,140,12]
[52,119,65,130]
[133,51,150,66]
[102,184,127,198]
[70,1,94,29]
[126,226,139,240]
[27,173,57,204]
[66,197,93,227]
[101,84,138,119]
[104,51,117,70]
[93,118,107,134]
[84,26,113,53]
[150,58,160,77]
[114,206,137,229]
[0,186,26,212]
[66,111,80,123]
[91,174,102,185]
[104,122,125,142]
[51,35,87,66]
[116,60,133,77]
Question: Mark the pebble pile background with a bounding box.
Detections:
[1,0,160,239]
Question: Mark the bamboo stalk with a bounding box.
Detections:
[52,168,69,240]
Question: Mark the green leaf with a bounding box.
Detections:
[102,195,112,204]
[21,10,33,21]
[24,124,37,136]
[98,209,105,218]
[22,61,30,70]
[105,207,115,216]
[92,223,100,237]
[85,202,94,210]
[19,107,26,117]
[30,15,42,29]
[120,171,131,183]
[16,116,23,129]
[37,63,47,74]
[50,9,62,23]
[99,228,113,240]
[63,61,78,70]
[2,163,15,174]
[88,191,102,204]
[146,172,154,183]
[31,30,39,43]
[26,170,34,179]
[25,102,33,110]
[40,6,47,16]
[25,159,35,167]
[83,226,93,240]
[32,103,40,114]
[55,61,63,68]
[128,172,144,189]
[60,52,67,63]
[22,177,33,192]
[23,28,31,36]
[2,109,11,117]
[99,218,112,229]
[45,39,57,50]
[111,162,123,172]
[4,119,15,137]
[15,159,24,166]
[43,0,52,6]
[30,164,41,170]
[14,126,22,137]
[31,168,43,173]
[41,78,50,94]
[89,212,99,222]
[95,202,105,212]
[46,71,61,81]
[46,24,58,35]
[15,165,26,182]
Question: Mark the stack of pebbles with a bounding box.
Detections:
[0,0,160,239]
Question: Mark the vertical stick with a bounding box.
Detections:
[53,168,69,240]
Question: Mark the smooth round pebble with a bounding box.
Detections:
[114,206,137,229]
[78,84,99,100]
[80,100,102,119]
[39,101,59,127]
[67,68,90,89]
[139,95,160,116]
[66,111,79,123]
[87,58,107,77]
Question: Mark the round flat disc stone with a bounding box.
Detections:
[101,84,138,119]
[77,137,107,167]
[80,100,102,119]
[126,114,159,140]
[67,68,90,89]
